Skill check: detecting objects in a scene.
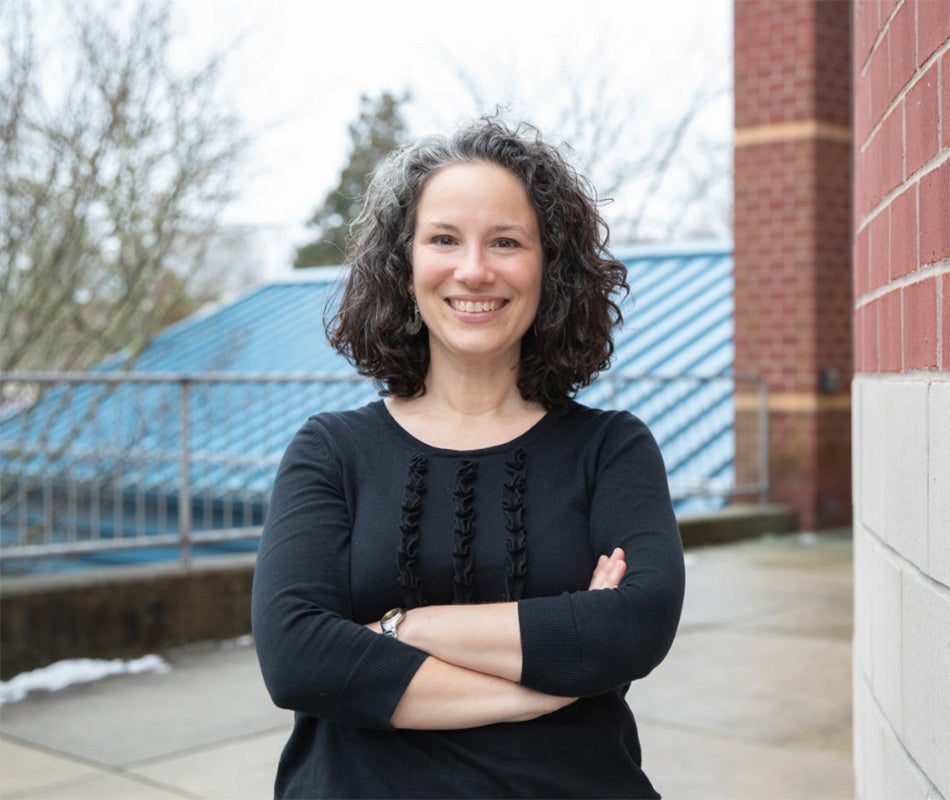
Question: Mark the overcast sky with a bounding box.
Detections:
[172,0,733,275]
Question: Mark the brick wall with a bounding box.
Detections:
[851,0,950,797]
[733,0,853,530]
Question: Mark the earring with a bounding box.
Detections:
[405,300,423,335]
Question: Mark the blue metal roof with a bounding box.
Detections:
[2,241,734,548]
[579,242,735,514]
[102,241,734,382]
[96,266,357,375]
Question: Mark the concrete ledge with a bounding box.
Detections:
[1,556,256,680]
[1,505,798,679]
[679,504,798,548]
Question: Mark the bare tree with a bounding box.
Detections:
[433,43,732,245]
[0,0,246,372]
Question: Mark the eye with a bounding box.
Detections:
[495,238,519,249]
[431,234,456,246]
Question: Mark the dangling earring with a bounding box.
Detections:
[405,299,423,335]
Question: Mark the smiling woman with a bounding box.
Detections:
[251,118,686,799]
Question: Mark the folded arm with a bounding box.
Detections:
[389,657,575,729]
[255,413,683,730]
[369,549,628,683]
[253,420,619,731]
[376,415,686,702]
[377,550,625,728]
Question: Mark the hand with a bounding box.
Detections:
[588,547,626,590]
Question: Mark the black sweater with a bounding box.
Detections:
[252,400,685,799]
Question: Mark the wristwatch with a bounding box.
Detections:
[380,607,405,639]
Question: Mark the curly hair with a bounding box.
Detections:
[326,117,629,410]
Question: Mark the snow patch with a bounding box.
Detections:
[0,654,170,705]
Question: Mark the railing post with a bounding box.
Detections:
[179,378,192,567]
[758,377,769,505]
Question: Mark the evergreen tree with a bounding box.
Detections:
[294,91,409,268]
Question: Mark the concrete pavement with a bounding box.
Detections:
[630,531,854,799]
[0,531,855,799]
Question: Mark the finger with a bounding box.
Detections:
[590,549,627,590]
[590,570,617,591]
[590,553,612,581]
[610,559,627,582]
[588,557,605,589]
[602,559,626,589]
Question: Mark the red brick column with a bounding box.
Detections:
[733,0,853,530]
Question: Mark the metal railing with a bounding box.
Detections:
[590,372,769,505]
[1,371,768,571]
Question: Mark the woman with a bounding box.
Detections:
[252,118,685,799]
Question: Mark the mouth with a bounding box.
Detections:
[447,298,507,313]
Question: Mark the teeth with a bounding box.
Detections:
[451,299,501,313]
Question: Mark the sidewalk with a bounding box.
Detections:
[0,532,855,800]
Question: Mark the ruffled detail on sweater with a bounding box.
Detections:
[397,454,428,608]
[451,460,478,604]
[502,447,528,601]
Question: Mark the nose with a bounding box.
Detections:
[454,246,495,287]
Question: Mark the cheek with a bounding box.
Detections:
[408,254,428,293]
[412,253,455,293]
[527,263,544,301]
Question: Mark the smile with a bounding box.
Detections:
[448,299,505,313]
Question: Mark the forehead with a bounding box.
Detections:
[416,161,536,220]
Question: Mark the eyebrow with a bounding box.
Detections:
[421,221,534,236]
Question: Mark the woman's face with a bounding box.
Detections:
[410,161,543,370]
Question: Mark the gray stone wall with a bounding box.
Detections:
[1,557,255,680]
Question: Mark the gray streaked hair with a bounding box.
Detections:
[327,116,629,408]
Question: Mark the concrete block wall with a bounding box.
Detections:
[853,382,950,799]
[852,1,950,797]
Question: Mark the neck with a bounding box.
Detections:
[422,356,526,418]
[385,352,546,450]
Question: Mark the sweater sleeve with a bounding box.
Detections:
[517,413,685,697]
[251,418,427,728]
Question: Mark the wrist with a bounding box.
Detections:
[400,605,444,653]
[396,606,421,647]
[380,607,406,638]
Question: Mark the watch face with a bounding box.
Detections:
[381,608,402,625]
[381,607,403,638]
